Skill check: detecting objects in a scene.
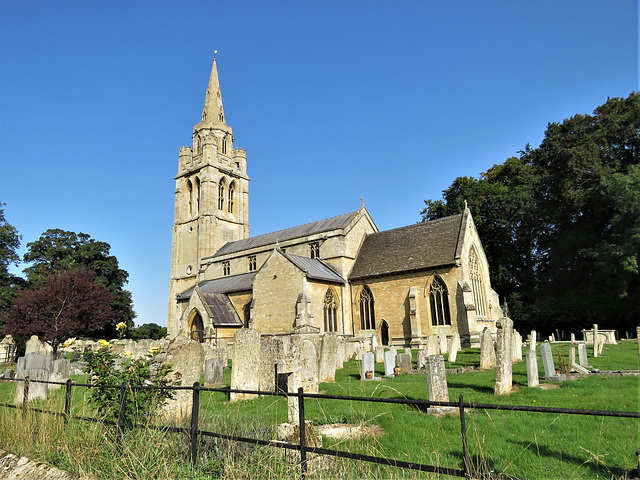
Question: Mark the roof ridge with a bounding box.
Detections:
[369,213,463,236]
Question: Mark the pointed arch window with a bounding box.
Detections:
[218,179,225,211]
[323,288,339,332]
[194,177,200,214]
[228,182,235,214]
[359,286,375,330]
[186,179,193,216]
[469,247,487,318]
[429,276,451,326]
[222,136,227,154]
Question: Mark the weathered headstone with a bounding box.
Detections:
[568,346,576,366]
[424,355,456,415]
[259,337,285,391]
[525,349,539,387]
[396,353,412,373]
[336,340,345,369]
[592,324,599,357]
[578,343,590,367]
[383,350,396,377]
[49,359,70,390]
[15,368,50,403]
[297,338,319,393]
[25,335,52,355]
[438,333,448,354]
[230,329,261,402]
[479,327,496,369]
[371,335,379,349]
[425,335,438,356]
[529,330,537,352]
[448,333,461,363]
[0,335,16,364]
[204,358,224,386]
[540,342,565,382]
[512,331,523,362]
[318,333,339,383]
[162,340,205,417]
[374,346,384,363]
[494,317,513,396]
[570,333,576,344]
[417,350,428,369]
[361,351,376,380]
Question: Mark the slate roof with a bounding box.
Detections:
[349,214,464,280]
[176,272,256,301]
[200,292,243,327]
[213,210,359,257]
[283,253,346,284]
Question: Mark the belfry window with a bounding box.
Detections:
[429,276,451,326]
[186,180,193,216]
[228,183,235,214]
[469,248,487,318]
[359,286,375,330]
[218,180,225,211]
[323,288,338,333]
[222,136,227,154]
[222,261,230,276]
[194,177,200,214]
[310,242,320,259]
[248,256,256,271]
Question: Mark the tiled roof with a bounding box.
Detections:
[201,292,243,327]
[283,253,346,284]
[176,272,256,300]
[213,211,359,256]
[349,214,464,280]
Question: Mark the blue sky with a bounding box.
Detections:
[1,1,637,328]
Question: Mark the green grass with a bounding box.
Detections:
[0,340,638,479]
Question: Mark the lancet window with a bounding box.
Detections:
[429,276,451,326]
[310,242,320,259]
[222,261,230,276]
[186,179,193,216]
[359,286,375,331]
[323,288,338,332]
[469,247,487,318]
[248,255,257,272]
[228,182,235,214]
[218,180,225,211]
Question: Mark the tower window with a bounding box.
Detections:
[359,286,375,331]
[248,256,257,271]
[218,180,225,211]
[194,177,200,214]
[222,136,227,154]
[228,183,235,214]
[429,276,451,326]
[186,180,193,216]
[222,261,230,276]
[310,242,320,259]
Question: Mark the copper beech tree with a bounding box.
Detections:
[3,267,120,353]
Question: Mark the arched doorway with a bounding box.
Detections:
[189,313,204,343]
[380,320,389,346]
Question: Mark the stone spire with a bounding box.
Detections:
[200,58,226,127]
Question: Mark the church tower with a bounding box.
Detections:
[168,59,250,336]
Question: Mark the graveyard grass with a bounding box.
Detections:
[0,341,637,479]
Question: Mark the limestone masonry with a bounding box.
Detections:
[168,59,502,348]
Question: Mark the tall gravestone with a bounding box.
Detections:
[424,355,456,415]
[540,342,565,382]
[15,368,49,403]
[231,329,261,402]
[479,327,496,369]
[318,333,339,383]
[578,343,590,367]
[396,353,412,373]
[417,350,428,369]
[529,330,537,352]
[438,333,448,354]
[494,317,513,396]
[525,349,539,387]
[259,337,285,391]
[592,324,599,357]
[374,345,384,363]
[383,350,396,377]
[162,340,205,418]
[425,335,438,356]
[361,351,376,380]
[512,331,523,362]
[204,358,224,386]
[448,332,461,363]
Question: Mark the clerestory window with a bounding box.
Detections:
[310,242,320,259]
[222,261,230,276]
[248,256,257,272]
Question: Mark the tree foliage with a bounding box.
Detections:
[421,92,639,333]
[23,229,135,336]
[3,268,120,353]
[0,204,25,318]
[130,323,167,340]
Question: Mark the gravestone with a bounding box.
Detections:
[162,340,205,417]
[570,333,576,344]
[568,346,576,366]
[396,353,412,373]
[424,355,456,415]
[438,333,448,354]
[204,358,224,386]
[479,327,496,369]
[525,349,539,387]
[25,335,52,355]
[494,317,513,396]
[383,350,396,377]
[231,329,261,402]
[361,351,376,380]
[259,337,285,391]
[374,346,384,363]
[578,343,590,367]
[417,350,428,369]
[425,335,438,356]
[0,335,16,364]
[49,359,70,390]
[371,335,379,349]
[277,341,320,423]
[15,368,50,403]
[318,333,339,383]
[529,330,537,352]
[539,342,565,382]
[448,332,461,363]
[336,340,345,369]
[512,331,523,362]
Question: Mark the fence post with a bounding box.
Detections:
[115,383,127,450]
[459,394,472,478]
[64,379,72,424]
[22,376,30,416]
[297,387,307,475]
[190,382,200,466]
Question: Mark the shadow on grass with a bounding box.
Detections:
[446,382,495,394]
[506,438,630,479]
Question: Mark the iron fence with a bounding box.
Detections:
[1,376,638,479]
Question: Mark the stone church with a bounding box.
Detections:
[168,59,501,348]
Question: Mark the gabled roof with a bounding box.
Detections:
[282,253,346,284]
[213,210,359,257]
[200,292,243,327]
[349,213,464,280]
[176,272,256,301]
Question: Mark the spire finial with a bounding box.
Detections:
[213,50,218,60]
[361,197,365,207]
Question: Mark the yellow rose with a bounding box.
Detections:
[98,339,110,348]
[116,322,127,331]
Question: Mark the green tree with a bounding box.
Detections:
[130,323,167,340]
[0,204,25,321]
[23,229,135,336]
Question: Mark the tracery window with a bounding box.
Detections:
[248,255,257,271]
[323,288,338,332]
[222,261,230,276]
[228,182,235,214]
[429,276,451,326]
[218,180,225,211]
[469,247,487,318]
[359,286,375,330]
[310,242,320,259]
